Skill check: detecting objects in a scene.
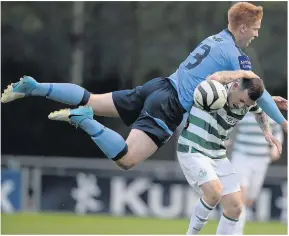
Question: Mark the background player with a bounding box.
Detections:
[177,77,282,235]
[229,112,284,234]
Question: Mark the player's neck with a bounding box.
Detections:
[227,26,242,48]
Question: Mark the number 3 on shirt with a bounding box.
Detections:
[185,44,211,69]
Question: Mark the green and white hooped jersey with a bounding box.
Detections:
[178,83,262,159]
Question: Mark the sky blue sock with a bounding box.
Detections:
[257,90,286,125]
[77,118,128,160]
[31,83,90,106]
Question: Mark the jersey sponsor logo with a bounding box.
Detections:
[230,107,249,116]
[238,55,252,70]
[212,36,223,42]
[226,115,239,126]
[219,109,240,125]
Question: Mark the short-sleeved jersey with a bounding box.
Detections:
[169,29,252,112]
[177,83,262,159]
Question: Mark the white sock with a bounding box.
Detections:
[216,213,239,235]
[235,206,247,235]
[187,198,215,235]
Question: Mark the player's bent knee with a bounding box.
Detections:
[115,129,158,170]
[226,201,243,218]
[231,202,243,218]
[202,181,223,206]
[113,129,159,170]
[207,189,223,205]
[116,160,134,170]
[111,145,135,170]
[115,155,137,170]
[113,147,139,170]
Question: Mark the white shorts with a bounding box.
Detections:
[177,152,241,196]
[231,151,269,200]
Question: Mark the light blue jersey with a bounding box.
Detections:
[169,29,251,112]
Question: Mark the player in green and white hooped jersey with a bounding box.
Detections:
[177,77,283,235]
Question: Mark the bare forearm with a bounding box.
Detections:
[207,70,260,85]
[207,70,245,84]
[254,112,271,133]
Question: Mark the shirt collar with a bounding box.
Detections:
[224,28,237,46]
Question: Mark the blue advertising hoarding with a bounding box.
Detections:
[1,169,23,212]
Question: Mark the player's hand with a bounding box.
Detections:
[224,139,232,148]
[264,131,282,154]
[281,120,287,133]
[242,70,260,79]
[270,146,281,162]
[272,96,288,111]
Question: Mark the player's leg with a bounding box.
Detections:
[1,76,120,117]
[86,85,143,118]
[215,158,242,235]
[246,160,268,205]
[230,152,251,235]
[243,161,268,224]
[48,105,158,165]
[189,180,223,235]
[115,128,158,169]
[114,77,186,169]
[49,77,185,169]
[86,93,119,117]
[177,152,223,235]
[1,76,92,106]
[234,185,249,235]
[233,156,268,235]
[47,83,145,163]
[217,191,243,235]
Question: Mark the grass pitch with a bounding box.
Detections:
[1,213,287,235]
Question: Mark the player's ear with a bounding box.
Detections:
[240,24,247,33]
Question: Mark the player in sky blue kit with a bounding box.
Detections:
[2,2,287,171]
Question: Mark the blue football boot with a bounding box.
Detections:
[1,76,38,103]
[48,106,94,128]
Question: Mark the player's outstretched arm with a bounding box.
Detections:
[206,70,260,84]
[257,90,287,132]
[254,111,282,154]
